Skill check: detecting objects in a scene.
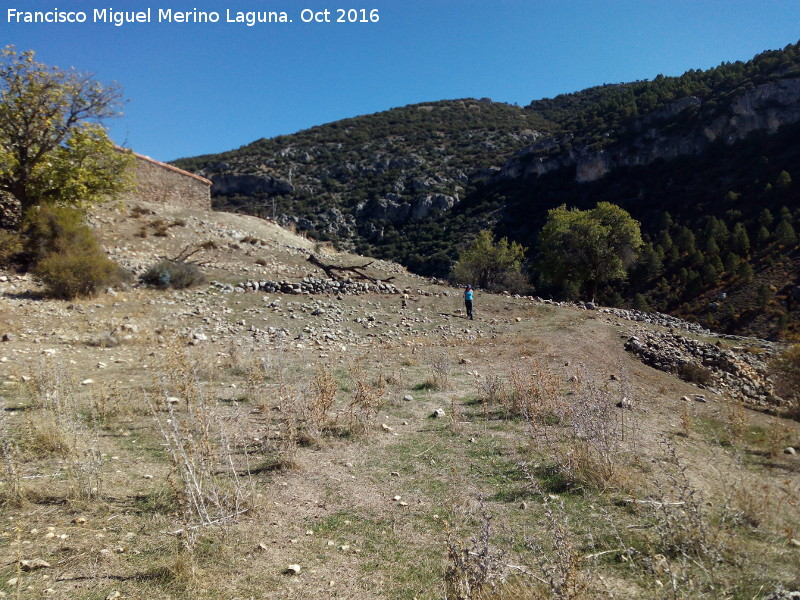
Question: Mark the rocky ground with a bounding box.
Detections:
[0,201,798,600]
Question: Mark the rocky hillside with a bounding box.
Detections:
[173,42,800,339]
[174,99,548,242]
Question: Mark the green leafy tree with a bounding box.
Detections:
[450,230,528,292]
[0,46,132,218]
[537,202,643,301]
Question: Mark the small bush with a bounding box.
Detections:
[141,259,205,289]
[677,362,714,386]
[23,203,122,299]
[770,345,800,418]
[35,250,122,299]
[0,228,23,265]
[130,205,154,217]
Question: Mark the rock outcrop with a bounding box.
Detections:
[499,78,800,184]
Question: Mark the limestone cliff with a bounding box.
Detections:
[499,78,800,184]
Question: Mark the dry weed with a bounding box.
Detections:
[444,503,508,600]
[15,359,105,500]
[429,351,453,391]
[521,494,594,600]
[766,419,793,458]
[647,441,730,598]
[0,410,25,506]
[724,399,748,447]
[151,348,255,545]
[346,361,386,435]
[540,369,637,494]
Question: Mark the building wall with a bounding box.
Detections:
[126,154,212,210]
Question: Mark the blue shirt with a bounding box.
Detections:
[465,290,473,301]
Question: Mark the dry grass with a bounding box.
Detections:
[1,202,799,599]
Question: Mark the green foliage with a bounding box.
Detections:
[0,228,22,264]
[774,219,797,246]
[450,230,528,292]
[537,202,642,301]
[23,203,121,299]
[631,293,649,311]
[730,223,751,256]
[0,46,132,218]
[770,345,800,418]
[775,169,792,189]
[141,259,206,290]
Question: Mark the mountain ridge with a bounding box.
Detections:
[173,42,800,339]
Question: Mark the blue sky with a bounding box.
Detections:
[3,0,799,161]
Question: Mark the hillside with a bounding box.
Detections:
[0,200,799,599]
[173,42,800,340]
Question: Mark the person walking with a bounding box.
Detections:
[464,285,474,320]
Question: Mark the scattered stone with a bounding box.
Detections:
[392,495,402,501]
[694,395,707,403]
[106,592,122,600]
[381,423,394,433]
[1,333,14,342]
[402,394,414,402]
[680,396,691,402]
[430,408,446,419]
[19,558,51,571]
[390,471,400,477]
[616,398,634,410]
[790,539,800,547]
[761,586,800,600]
[80,379,94,386]
[284,564,301,575]
[785,447,797,455]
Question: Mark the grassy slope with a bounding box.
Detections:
[1,201,798,599]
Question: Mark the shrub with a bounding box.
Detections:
[0,229,23,265]
[770,345,800,418]
[35,250,121,299]
[23,203,122,299]
[141,259,205,289]
[677,362,713,386]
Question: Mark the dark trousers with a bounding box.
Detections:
[465,300,473,319]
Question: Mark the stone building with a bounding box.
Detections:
[125,152,212,210]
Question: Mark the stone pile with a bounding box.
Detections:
[624,329,778,406]
[212,277,399,296]
[600,307,712,335]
